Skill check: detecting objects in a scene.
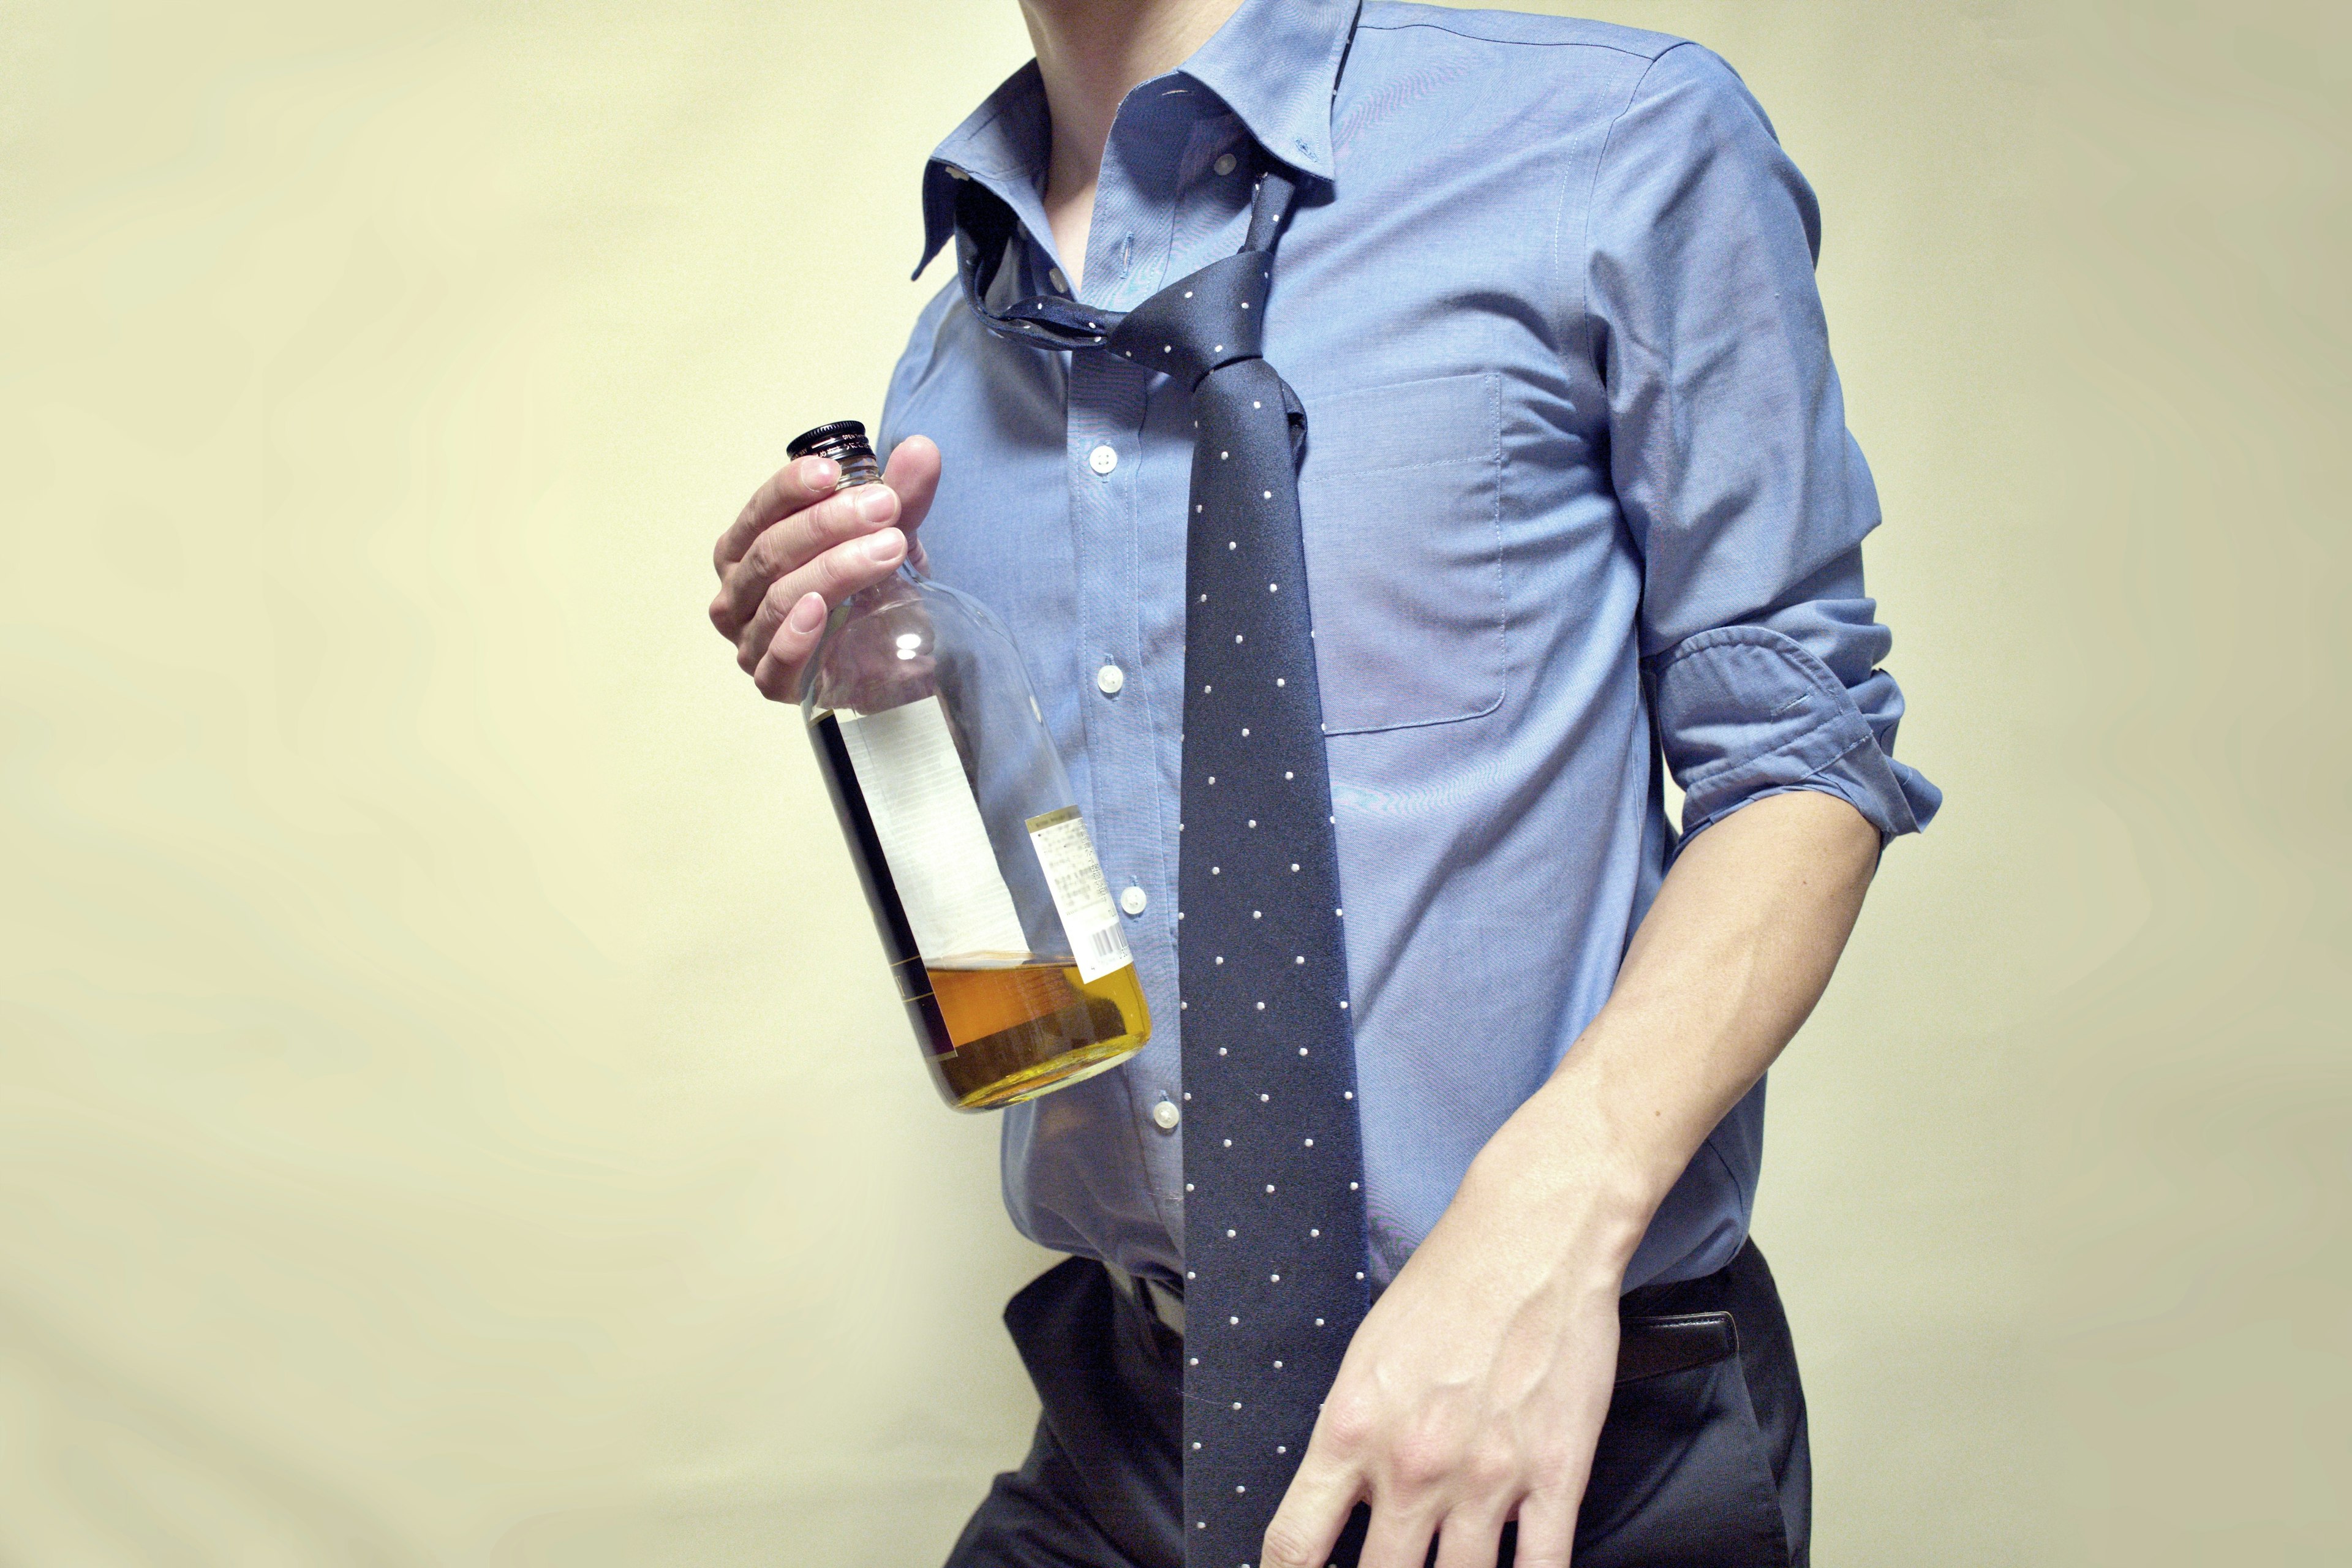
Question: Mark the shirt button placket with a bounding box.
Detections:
[1068,335,1173,1186]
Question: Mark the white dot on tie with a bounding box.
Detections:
[1340,1000,1349,1010]
[1220,450,1229,459]
[1214,344,1224,353]
[1196,504,1204,513]
[1298,1046,1308,1055]
[1253,909,1262,919]
[1227,540,1237,550]
[1264,1182,1274,1191]
[1256,1001,1265,1011]
[1314,1317,1324,1327]
[1226,1228,1235,1237]
[1262,489,1272,500]
[1231,1316,1240,1327]
[1344,1090,1354,1099]
[1219,1046,1228,1055]
[1295,956,1305,965]
[1336,907,1343,917]
[1185,290,1195,299]
[1232,1401,1242,1410]
[1357,1271,1366,1280]
[1200,595,1207,604]
[1235,633,1244,643]
[1186,1182,1194,1191]
[1212,867,1221,876]
[1164,344,1172,353]
[1269,583,1279,593]
[1276,1444,1287,1455]
[1290,862,1300,872]
[1253,400,1262,409]
[1246,815,1256,825]
[1311,1228,1320,1237]
[1284,769,1294,778]
[1276,677,1286,687]
[1208,775,1215,784]
[1304,1137,1314,1147]
[1259,1093,1270,1103]
[1351,1182,1360,1191]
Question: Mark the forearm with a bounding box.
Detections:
[1461,789,1881,1270]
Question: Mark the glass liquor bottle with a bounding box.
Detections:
[794,421,1151,1110]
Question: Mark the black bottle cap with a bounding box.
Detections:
[788,420,872,461]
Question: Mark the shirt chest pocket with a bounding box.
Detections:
[1295,371,1507,734]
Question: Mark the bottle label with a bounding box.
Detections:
[834,696,1029,965]
[1025,805,1132,984]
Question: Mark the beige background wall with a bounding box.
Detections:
[1,1,2342,1562]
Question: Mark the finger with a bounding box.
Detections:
[743,526,907,692]
[1354,1496,1444,1568]
[739,527,907,688]
[748,591,831,703]
[710,482,900,639]
[1503,1487,1578,1568]
[1260,1450,1365,1568]
[880,434,943,542]
[715,454,842,575]
[1429,1505,1509,1568]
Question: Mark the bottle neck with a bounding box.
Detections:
[834,449,883,488]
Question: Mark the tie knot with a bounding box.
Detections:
[1102,251,1272,389]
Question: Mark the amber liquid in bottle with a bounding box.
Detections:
[811,710,1149,1110]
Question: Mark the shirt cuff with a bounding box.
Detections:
[1650,624,1942,843]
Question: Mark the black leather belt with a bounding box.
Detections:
[1106,1263,1736,1386]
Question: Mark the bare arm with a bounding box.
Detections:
[1264,788,1880,1568]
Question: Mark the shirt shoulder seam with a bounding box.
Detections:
[1353,16,1676,61]
[1569,40,1698,397]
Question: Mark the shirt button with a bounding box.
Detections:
[1096,663,1126,696]
[1152,1099,1180,1131]
[1049,266,1069,293]
[1120,886,1148,916]
[1088,444,1118,476]
[1213,153,1237,176]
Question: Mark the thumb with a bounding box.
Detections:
[883,434,943,561]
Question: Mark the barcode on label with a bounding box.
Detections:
[1025,805,1131,984]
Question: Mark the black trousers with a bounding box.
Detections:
[946,1240,1809,1567]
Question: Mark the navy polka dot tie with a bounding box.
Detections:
[956,166,1370,1566]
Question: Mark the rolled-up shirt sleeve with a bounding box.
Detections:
[1587,42,1941,843]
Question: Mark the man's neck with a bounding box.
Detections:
[1019,0,1245,285]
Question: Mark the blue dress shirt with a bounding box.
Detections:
[878,0,1940,1292]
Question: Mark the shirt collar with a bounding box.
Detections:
[914,0,1360,279]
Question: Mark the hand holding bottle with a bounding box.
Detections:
[752,420,1153,1109]
[707,434,942,701]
